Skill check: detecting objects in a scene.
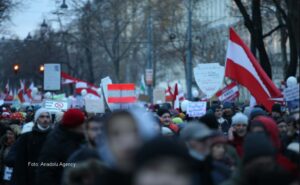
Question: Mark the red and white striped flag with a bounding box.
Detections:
[216,82,239,102]
[17,80,26,103]
[108,84,136,103]
[225,28,282,111]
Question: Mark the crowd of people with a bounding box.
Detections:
[0,101,299,185]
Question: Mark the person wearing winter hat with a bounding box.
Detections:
[222,133,293,185]
[13,108,52,185]
[228,113,248,157]
[271,103,282,120]
[36,109,86,185]
[157,108,179,134]
[181,122,231,185]
[249,107,267,121]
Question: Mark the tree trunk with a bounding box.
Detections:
[252,0,272,79]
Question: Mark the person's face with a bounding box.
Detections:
[87,121,102,143]
[6,130,16,145]
[214,108,223,118]
[189,138,211,156]
[234,124,247,137]
[277,122,287,135]
[107,115,141,172]
[211,143,225,160]
[287,122,295,136]
[223,108,233,116]
[37,113,51,128]
[134,158,192,185]
[160,113,171,126]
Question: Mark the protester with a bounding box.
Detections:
[249,116,298,175]
[211,105,231,135]
[133,137,196,185]
[0,125,19,185]
[95,109,158,185]
[228,113,248,157]
[13,108,52,185]
[35,108,86,185]
[221,133,294,185]
[271,103,283,120]
[222,102,234,125]
[157,108,179,135]
[180,122,231,185]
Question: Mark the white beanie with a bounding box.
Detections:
[287,142,299,154]
[34,108,51,122]
[232,112,248,125]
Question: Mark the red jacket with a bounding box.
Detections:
[230,135,244,158]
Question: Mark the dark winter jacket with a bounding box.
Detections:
[192,156,231,185]
[12,124,51,185]
[254,116,298,175]
[35,124,85,185]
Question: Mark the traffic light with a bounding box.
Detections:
[13,64,19,74]
[39,65,45,73]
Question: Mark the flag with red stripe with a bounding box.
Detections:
[225,28,282,111]
[216,82,239,102]
[108,84,136,103]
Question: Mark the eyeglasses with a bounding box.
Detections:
[39,115,50,119]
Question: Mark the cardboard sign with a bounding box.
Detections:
[187,101,207,117]
[194,63,224,98]
[153,88,166,104]
[85,98,105,113]
[3,167,13,181]
[44,64,61,91]
[44,100,68,111]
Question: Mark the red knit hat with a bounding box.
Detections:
[61,109,85,128]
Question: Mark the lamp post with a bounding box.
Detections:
[146,0,153,103]
[186,0,193,100]
[61,0,68,9]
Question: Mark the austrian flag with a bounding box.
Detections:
[225,28,282,111]
[108,84,136,103]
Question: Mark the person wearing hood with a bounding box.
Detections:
[180,122,231,185]
[12,108,52,185]
[249,116,298,176]
[35,109,86,185]
[221,133,294,185]
[95,109,158,185]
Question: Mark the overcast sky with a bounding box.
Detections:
[5,0,56,39]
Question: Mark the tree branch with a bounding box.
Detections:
[263,24,286,38]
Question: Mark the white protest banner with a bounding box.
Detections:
[187,101,207,117]
[283,85,299,101]
[3,167,13,181]
[153,88,166,104]
[44,64,61,91]
[194,63,224,98]
[84,98,105,113]
[44,100,68,111]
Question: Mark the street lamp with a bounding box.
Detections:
[13,64,19,74]
[39,65,45,73]
[41,19,48,33]
[61,0,68,9]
